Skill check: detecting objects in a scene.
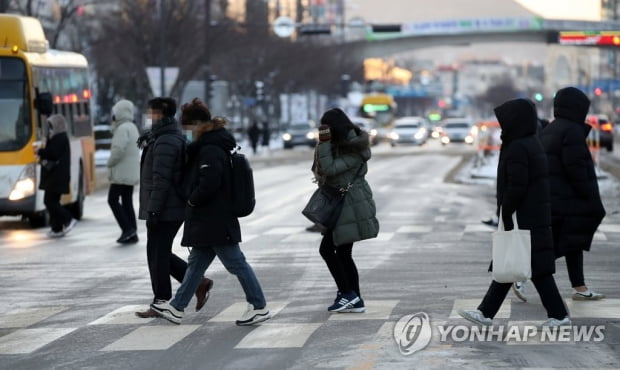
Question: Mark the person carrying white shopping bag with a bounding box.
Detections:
[459,98,570,327]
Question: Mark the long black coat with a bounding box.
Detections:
[138,118,186,222]
[540,88,605,257]
[181,128,241,247]
[494,99,555,278]
[38,132,70,194]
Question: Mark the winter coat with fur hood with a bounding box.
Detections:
[314,130,379,246]
[107,100,140,185]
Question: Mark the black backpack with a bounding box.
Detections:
[229,146,255,217]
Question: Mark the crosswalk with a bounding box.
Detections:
[1,296,619,355]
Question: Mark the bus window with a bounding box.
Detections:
[0,57,31,151]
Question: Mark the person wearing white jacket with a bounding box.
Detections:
[107,100,141,244]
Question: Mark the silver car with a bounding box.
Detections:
[389,117,429,146]
[439,119,475,145]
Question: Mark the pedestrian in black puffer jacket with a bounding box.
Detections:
[459,98,570,328]
[540,86,606,301]
[150,98,270,327]
[135,97,213,319]
[38,114,77,237]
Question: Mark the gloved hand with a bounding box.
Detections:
[502,214,514,231]
[147,212,160,225]
[318,125,331,142]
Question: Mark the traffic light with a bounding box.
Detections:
[207,74,217,101]
[255,81,264,101]
[534,93,543,102]
[594,87,603,96]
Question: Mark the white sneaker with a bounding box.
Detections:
[46,230,65,238]
[235,304,271,326]
[572,289,605,301]
[150,300,183,325]
[64,219,78,234]
[458,309,493,326]
[542,316,571,327]
[512,281,527,302]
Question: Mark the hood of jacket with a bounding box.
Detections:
[337,129,371,161]
[111,100,134,130]
[47,114,67,137]
[494,98,538,144]
[554,87,590,124]
[189,127,237,156]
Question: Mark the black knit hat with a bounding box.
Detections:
[553,87,590,123]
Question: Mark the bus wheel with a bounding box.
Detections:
[70,166,85,220]
[29,210,49,228]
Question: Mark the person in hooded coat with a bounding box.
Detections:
[540,87,606,300]
[459,98,570,327]
[107,99,140,244]
[151,98,270,326]
[38,114,77,237]
[312,108,379,313]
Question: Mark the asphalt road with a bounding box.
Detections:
[1,140,619,369]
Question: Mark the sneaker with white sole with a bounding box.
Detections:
[63,219,77,234]
[542,316,571,327]
[458,309,493,326]
[512,281,527,302]
[150,300,183,325]
[46,230,65,238]
[572,289,605,301]
[340,298,366,313]
[235,304,271,326]
[328,292,360,312]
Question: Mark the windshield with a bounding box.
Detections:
[396,123,420,129]
[444,123,469,129]
[0,58,30,151]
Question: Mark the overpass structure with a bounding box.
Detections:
[346,17,620,58]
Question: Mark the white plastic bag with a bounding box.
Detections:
[492,209,532,283]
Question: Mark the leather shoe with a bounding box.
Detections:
[195,277,214,312]
[118,230,138,244]
[135,308,159,318]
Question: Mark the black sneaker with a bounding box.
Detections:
[340,298,366,313]
[328,292,360,312]
[118,231,138,244]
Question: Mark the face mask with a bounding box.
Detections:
[144,118,152,130]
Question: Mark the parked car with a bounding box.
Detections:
[282,121,317,149]
[350,116,379,145]
[389,117,429,146]
[439,118,475,145]
[586,114,614,152]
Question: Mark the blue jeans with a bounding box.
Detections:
[171,244,266,311]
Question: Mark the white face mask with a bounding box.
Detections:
[144,118,152,130]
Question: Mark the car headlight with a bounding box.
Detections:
[465,135,474,144]
[9,164,36,201]
[282,133,292,141]
[390,132,400,140]
[415,132,424,140]
[432,131,440,138]
[370,129,378,136]
[441,136,450,144]
[306,131,316,140]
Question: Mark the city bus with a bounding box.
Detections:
[0,14,95,227]
[359,93,397,142]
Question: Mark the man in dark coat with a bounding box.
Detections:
[247,121,261,154]
[540,87,606,300]
[151,100,270,326]
[38,114,76,237]
[135,97,212,318]
[459,98,569,327]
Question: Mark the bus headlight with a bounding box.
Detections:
[9,164,36,201]
[282,133,292,141]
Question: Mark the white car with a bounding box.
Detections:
[439,119,476,145]
[389,117,429,146]
[350,116,379,145]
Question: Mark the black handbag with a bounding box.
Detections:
[40,159,59,171]
[302,163,364,232]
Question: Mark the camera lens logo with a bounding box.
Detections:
[393,312,432,356]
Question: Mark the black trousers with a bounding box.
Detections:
[44,191,72,232]
[478,274,568,320]
[564,250,585,288]
[319,232,360,297]
[146,220,187,301]
[108,184,137,235]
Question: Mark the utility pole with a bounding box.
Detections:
[204,0,212,105]
[158,0,166,96]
